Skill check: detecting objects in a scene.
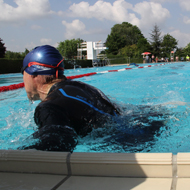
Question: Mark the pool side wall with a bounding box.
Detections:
[0,150,180,178]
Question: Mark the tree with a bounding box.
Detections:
[183,43,190,56]
[149,24,162,57]
[119,44,138,57]
[5,48,29,59]
[175,47,185,58]
[106,22,145,55]
[106,32,125,55]
[0,38,6,58]
[57,38,83,59]
[24,48,30,56]
[161,34,178,57]
[137,38,151,56]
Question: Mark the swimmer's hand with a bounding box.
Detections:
[19,125,78,152]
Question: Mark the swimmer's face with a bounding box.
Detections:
[23,71,40,101]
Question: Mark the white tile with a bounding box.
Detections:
[176,178,190,190]
[0,172,66,190]
[57,176,172,190]
[177,153,190,177]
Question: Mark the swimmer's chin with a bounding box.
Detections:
[27,93,41,101]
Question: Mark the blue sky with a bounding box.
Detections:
[1,0,190,52]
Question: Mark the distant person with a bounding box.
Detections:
[146,55,149,63]
[156,57,158,63]
[171,56,174,62]
[161,57,165,62]
[151,54,155,63]
[181,57,184,61]
[186,55,189,61]
[176,56,179,62]
[165,57,169,62]
[143,55,146,63]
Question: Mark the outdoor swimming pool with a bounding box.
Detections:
[1,62,190,154]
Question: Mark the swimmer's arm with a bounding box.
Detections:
[19,124,78,152]
[30,104,78,152]
[34,103,70,128]
[32,124,78,152]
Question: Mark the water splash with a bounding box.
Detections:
[0,99,38,150]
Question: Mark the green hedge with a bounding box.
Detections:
[130,58,143,64]
[109,57,143,65]
[64,60,93,69]
[106,55,143,65]
[0,59,23,74]
[109,57,127,64]
[0,59,93,74]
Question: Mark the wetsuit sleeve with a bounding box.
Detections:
[34,102,70,127]
[25,125,78,152]
[23,103,78,152]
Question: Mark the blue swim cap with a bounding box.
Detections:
[22,45,64,77]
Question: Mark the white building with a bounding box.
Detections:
[77,41,107,60]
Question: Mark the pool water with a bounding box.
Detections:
[1,62,190,154]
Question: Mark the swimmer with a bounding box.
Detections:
[20,45,169,152]
[20,45,120,152]
[127,63,139,67]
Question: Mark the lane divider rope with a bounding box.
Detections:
[0,82,24,92]
[0,62,178,93]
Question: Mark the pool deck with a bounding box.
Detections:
[1,150,190,189]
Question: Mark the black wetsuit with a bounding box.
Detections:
[22,78,120,152]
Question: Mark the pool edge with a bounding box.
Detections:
[0,150,176,177]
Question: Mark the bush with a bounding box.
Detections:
[109,57,127,64]
[106,55,143,64]
[64,60,92,69]
[0,59,93,74]
[130,58,143,64]
[0,59,23,74]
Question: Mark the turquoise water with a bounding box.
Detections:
[1,63,190,154]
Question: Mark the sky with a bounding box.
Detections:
[1,0,190,52]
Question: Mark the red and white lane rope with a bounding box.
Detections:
[0,82,24,92]
[67,62,172,78]
[0,62,175,92]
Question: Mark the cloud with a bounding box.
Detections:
[62,19,87,39]
[67,0,135,23]
[40,38,52,44]
[24,39,54,51]
[25,41,37,51]
[66,0,170,29]
[148,0,175,2]
[178,1,190,23]
[179,0,190,11]
[133,1,170,29]
[53,42,59,48]
[183,16,190,24]
[0,0,53,25]
[170,30,190,47]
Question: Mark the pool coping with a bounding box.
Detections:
[1,150,190,189]
[0,150,188,177]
